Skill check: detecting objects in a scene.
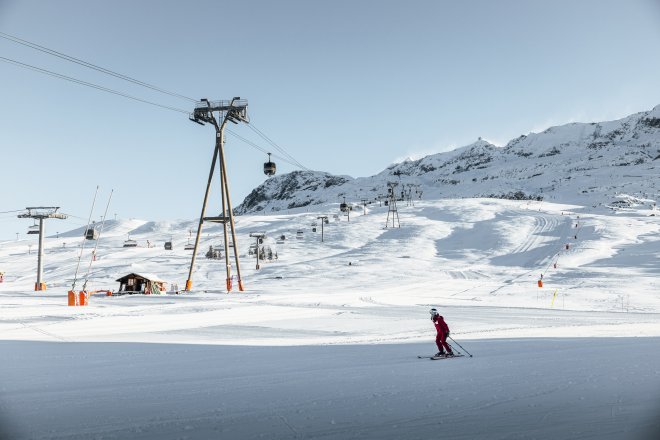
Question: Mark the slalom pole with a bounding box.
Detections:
[82,189,113,293]
[72,185,100,292]
[448,336,473,357]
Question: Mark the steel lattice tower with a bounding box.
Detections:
[185,97,248,292]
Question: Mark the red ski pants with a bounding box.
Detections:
[436,332,452,353]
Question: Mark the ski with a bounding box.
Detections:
[418,354,465,360]
[430,354,465,360]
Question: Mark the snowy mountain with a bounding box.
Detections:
[237,105,660,213]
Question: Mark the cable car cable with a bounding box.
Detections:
[247,124,305,168]
[0,31,197,103]
[226,130,304,169]
[0,56,191,114]
[246,123,311,171]
[0,31,317,174]
[0,55,311,173]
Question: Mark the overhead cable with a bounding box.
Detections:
[0,31,197,103]
[247,123,311,171]
[0,56,190,114]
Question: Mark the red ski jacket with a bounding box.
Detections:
[432,315,449,334]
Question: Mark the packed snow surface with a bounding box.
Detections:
[1,198,659,439]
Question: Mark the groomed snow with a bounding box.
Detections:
[0,198,659,439]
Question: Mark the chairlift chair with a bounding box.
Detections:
[27,224,40,235]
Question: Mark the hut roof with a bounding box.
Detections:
[115,272,166,283]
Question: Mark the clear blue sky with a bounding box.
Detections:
[1,0,660,240]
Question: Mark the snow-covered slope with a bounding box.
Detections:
[1,198,659,439]
[237,105,660,214]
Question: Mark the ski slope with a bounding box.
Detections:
[0,198,659,439]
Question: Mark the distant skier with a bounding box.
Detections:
[430,308,453,357]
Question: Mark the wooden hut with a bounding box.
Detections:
[115,273,167,295]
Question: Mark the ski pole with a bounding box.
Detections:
[448,336,473,357]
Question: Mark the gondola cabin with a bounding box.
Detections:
[264,153,276,176]
[164,241,173,250]
[85,228,99,240]
[115,273,167,295]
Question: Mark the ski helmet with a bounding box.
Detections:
[429,308,438,316]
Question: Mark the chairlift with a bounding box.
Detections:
[123,235,138,248]
[296,229,304,238]
[264,153,276,176]
[27,223,40,235]
[206,245,222,259]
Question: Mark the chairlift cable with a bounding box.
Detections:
[0,31,197,103]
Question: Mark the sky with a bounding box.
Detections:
[1,0,660,240]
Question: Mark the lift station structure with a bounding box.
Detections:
[18,207,67,290]
[186,97,248,292]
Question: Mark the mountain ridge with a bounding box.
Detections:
[237,105,660,214]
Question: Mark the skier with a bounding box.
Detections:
[430,308,453,357]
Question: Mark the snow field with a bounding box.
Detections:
[1,197,659,439]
